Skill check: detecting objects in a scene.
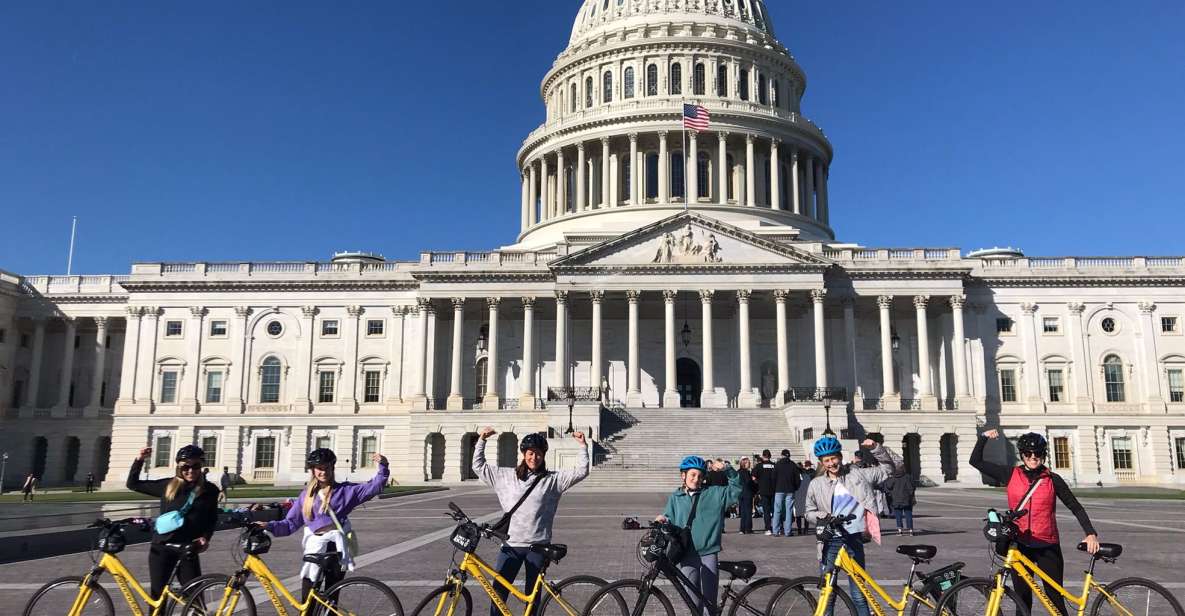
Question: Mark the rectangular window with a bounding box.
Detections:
[1176,437,1185,470]
[999,369,1017,403]
[1047,369,1064,403]
[165,321,183,337]
[364,370,382,403]
[315,435,332,450]
[996,318,1014,334]
[1042,317,1061,334]
[318,371,336,404]
[359,436,378,468]
[205,371,223,404]
[20,333,30,348]
[321,320,339,336]
[1111,436,1133,471]
[1168,369,1184,403]
[1163,316,1180,334]
[1053,437,1071,470]
[154,436,172,467]
[366,319,385,336]
[201,436,218,468]
[160,371,178,404]
[209,321,228,337]
[254,436,276,469]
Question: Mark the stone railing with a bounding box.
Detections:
[547,387,602,403]
[20,275,132,295]
[822,248,963,263]
[419,251,560,267]
[977,256,1185,272]
[130,261,412,278]
[783,387,848,404]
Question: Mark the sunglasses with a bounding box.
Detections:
[178,464,203,472]
[1020,452,1044,459]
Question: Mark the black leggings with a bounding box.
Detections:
[148,543,202,598]
[1013,543,1067,615]
[301,544,346,602]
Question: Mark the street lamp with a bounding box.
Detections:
[565,390,576,435]
[0,452,8,495]
[822,400,835,437]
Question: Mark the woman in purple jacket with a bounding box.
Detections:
[263,448,389,600]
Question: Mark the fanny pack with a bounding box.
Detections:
[155,491,196,535]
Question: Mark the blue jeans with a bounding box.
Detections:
[894,507,914,530]
[490,546,545,616]
[772,492,795,535]
[820,536,871,616]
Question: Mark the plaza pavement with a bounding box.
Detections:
[0,486,1182,612]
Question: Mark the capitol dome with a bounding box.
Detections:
[512,0,834,249]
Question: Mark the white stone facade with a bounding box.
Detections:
[1,0,1183,490]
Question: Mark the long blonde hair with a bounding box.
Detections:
[301,476,334,520]
[164,466,204,501]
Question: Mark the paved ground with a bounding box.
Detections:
[1,486,1182,612]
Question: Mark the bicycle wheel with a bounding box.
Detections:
[932,578,1029,616]
[323,576,404,616]
[907,580,947,616]
[408,584,472,616]
[726,576,792,616]
[536,575,609,616]
[765,576,830,616]
[581,579,675,616]
[175,574,257,616]
[1090,577,1185,616]
[23,576,114,616]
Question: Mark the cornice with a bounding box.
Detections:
[119,280,419,293]
[411,271,556,284]
[974,275,1185,288]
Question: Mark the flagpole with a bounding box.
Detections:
[66,216,77,275]
[682,98,688,213]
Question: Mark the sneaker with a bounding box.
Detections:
[897,529,905,536]
[908,529,915,536]
[764,530,773,536]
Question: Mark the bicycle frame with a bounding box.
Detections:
[72,553,184,616]
[206,554,339,616]
[985,547,1119,616]
[815,545,937,616]
[430,549,577,616]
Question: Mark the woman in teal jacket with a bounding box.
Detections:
[656,455,742,616]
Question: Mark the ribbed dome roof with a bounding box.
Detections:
[570,0,775,45]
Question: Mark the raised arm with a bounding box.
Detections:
[970,431,1014,485]
[851,441,901,486]
[266,492,307,538]
[340,456,390,513]
[125,448,167,497]
[554,432,591,493]
[472,429,506,486]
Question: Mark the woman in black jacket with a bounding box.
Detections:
[127,444,221,598]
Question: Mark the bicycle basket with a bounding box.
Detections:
[97,528,127,555]
[924,563,963,600]
[982,509,1017,557]
[450,522,481,554]
[241,529,272,556]
[638,527,684,563]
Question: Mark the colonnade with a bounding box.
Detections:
[12,316,115,409]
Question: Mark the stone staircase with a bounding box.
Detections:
[576,406,803,490]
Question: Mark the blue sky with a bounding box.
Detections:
[1,1,1182,275]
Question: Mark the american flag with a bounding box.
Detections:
[683,103,710,132]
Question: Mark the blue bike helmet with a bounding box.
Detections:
[813,436,843,459]
[679,455,707,473]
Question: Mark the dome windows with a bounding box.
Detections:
[585,76,593,108]
[646,64,658,96]
[570,83,577,113]
[624,66,636,99]
[603,71,613,103]
[758,73,768,105]
[670,63,683,96]
[693,63,706,96]
[739,69,750,100]
[717,65,728,97]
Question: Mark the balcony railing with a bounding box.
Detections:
[783,387,848,404]
[547,387,602,403]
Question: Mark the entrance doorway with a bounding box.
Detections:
[676,358,702,408]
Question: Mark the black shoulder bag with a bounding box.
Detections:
[672,491,702,561]
[490,472,547,535]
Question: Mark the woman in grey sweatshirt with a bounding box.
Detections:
[473,427,589,616]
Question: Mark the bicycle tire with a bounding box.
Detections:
[536,575,609,616]
[908,579,944,616]
[581,579,675,616]
[1089,577,1185,616]
[726,576,791,616]
[765,576,821,616]
[409,583,472,616]
[932,577,1029,616]
[23,576,114,616]
[321,576,404,616]
[174,574,256,616]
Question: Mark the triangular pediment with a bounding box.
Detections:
[551,212,833,271]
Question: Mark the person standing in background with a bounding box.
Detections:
[736,457,757,534]
[794,460,814,535]
[753,450,777,535]
[882,467,916,535]
[772,449,802,536]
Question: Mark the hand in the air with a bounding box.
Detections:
[479,427,497,440]
[137,447,152,462]
[860,439,877,449]
[982,429,1000,440]
[572,431,587,446]
[371,453,388,466]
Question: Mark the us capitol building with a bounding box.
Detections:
[2,0,1183,490]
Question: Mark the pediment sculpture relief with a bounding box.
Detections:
[652,224,723,264]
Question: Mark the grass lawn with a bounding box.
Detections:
[0,485,442,504]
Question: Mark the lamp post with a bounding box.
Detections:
[565,390,576,435]
[822,400,835,437]
[0,452,8,494]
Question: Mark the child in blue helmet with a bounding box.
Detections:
[805,436,902,616]
[656,455,742,616]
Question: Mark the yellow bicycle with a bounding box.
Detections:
[178,514,403,616]
[408,502,606,616]
[766,514,965,616]
[22,517,234,616]
[933,508,1185,616]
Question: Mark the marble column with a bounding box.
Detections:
[1066,303,1091,407]
[818,164,830,224]
[520,298,536,406]
[659,132,670,203]
[388,306,406,403]
[55,317,77,407]
[700,290,716,404]
[554,292,568,390]
[915,296,936,408]
[25,318,46,407]
[520,173,529,231]
[627,291,642,405]
[540,155,551,220]
[687,131,698,203]
[950,296,971,402]
[745,135,756,206]
[590,291,603,389]
[1137,302,1164,407]
[790,150,802,215]
[843,297,859,401]
[662,290,679,407]
[293,306,316,411]
[717,132,729,205]
[411,299,430,406]
[773,290,790,400]
[342,306,362,410]
[116,310,141,404]
[811,289,828,390]
[483,298,501,407]
[628,134,639,205]
[182,307,206,408]
[528,162,538,224]
[600,137,611,208]
[878,296,897,401]
[804,156,816,218]
[135,308,161,404]
[226,307,250,409]
[769,140,781,210]
[556,149,567,216]
[737,290,756,407]
[447,298,465,409]
[576,143,587,212]
[1019,302,1043,406]
[90,317,110,408]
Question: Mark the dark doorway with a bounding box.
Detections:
[676,358,702,408]
[64,437,81,483]
[31,437,48,479]
[425,433,445,481]
[940,433,959,482]
[94,437,112,481]
[902,434,922,481]
[497,433,519,468]
[460,433,478,480]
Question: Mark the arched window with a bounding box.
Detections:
[671,150,685,199]
[624,66,635,99]
[772,80,781,108]
[603,71,613,103]
[570,82,577,113]
[475,357,488,400]
[260,357,282,403]
[739,69,750,100]
[693,63,706,96]
[645,153,659,199]
[670,63,682,96]
[646,64,658,96]
[1103,355,1126,402]
[585,77,593,108]
[697,152,711,200]
[758,73,768,105]
[716,64,728,97]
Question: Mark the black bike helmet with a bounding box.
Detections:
[306,448,337,469]
[241,529,272,555]
[1017,432,1048,458]
[175,445,206,463]
[519,433,549,454]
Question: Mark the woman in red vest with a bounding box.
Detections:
[971,429,1100,615]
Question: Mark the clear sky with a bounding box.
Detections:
[1,1,1182,275]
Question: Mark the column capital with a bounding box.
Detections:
[1138,302,1157,314]
[1067,302,1086,314]
[745,134,755,144]
[770,138,781,149]
[93,316,110,329]
[143,307,162,319]
[1020,302,1038,315]
[810,288,827,304]
[949,295,966,310]
[450,297,466,310]
[416,298,432,312]
[300,305,318,318]
[392,305,409,317]
[189,306,208,318]
[347,305,365,318]
[554,290,568,304]
[773,289,789,303]
[589,290,604,304]
[840,295,856,308]
[717,130,730,139]
[487,297,502,310]
[628,132,638,143]
[658,131,669,140]
[913,295,931,310]
[877,295,894,309]
[234,306,252,318]
[600,136,611,145]
[626,290,641,303]
[737,289,752,303]
[521,296,537,309]
[126,306,144,319]
[662,289,677,303]
[698,289,714,303]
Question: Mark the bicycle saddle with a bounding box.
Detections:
[530,543,568,563]
[1078,542,1122,559]
[896,545,938,560]
[302,552,343,567]
[718,560,757,580]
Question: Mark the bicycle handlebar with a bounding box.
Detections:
[822,514,857,528]
[445,502,509,542]
[90,517,151,531]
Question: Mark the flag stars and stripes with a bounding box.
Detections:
[683,103,710,132]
